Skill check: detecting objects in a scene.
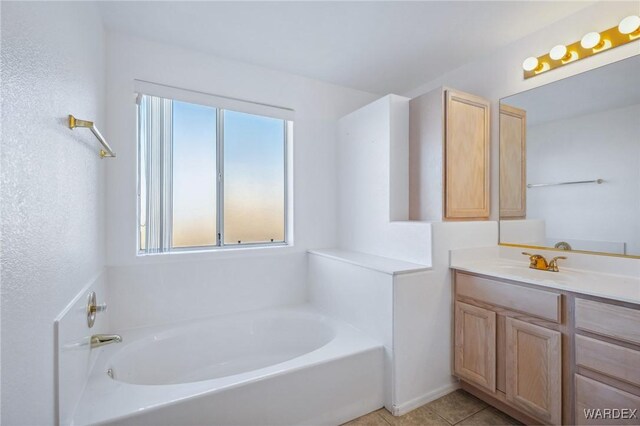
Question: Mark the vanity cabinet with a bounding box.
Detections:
[574,298,640,425]
[453,270,640,425]
[453,272,562,425]
[454,302,496,392]
[505,317,562,424]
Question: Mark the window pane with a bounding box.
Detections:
[223,110,285,244]
[172,101,217,248]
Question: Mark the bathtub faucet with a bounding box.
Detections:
[90,334,122,349]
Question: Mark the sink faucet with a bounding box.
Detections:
[90,334,122,348]
[522,252,567,272]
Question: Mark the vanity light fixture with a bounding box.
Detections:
[523,14,640,79]
[618,15,640,35]
[580,32,604,49]
[522,56,541,72]
[549,44,571,61]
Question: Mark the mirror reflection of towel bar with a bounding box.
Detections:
[68,115,116,158]
[527,179,603,188]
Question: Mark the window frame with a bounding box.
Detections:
[135,81,292,255]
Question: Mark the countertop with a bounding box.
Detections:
[308,248,431,276]
[450,247,640,305]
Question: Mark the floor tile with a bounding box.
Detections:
[342,410,391,426]
[426,390,487,424]
[378,405,449,426]
[457,407,522,426]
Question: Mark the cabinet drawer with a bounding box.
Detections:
[576,335,640,388]
[575,299,640,346]
[456,272,561,322]
[575,375,640,425]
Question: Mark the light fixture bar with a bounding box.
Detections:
[523,17,640,79]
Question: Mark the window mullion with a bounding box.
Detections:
[217,109,225,247]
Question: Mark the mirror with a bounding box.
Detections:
[499,55,640,258]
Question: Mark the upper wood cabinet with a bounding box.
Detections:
[499,104,527,218]
[454,301,496,392]
[505,317,562,425]
[444,90,490,220]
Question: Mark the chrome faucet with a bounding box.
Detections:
[522,252,567,272]
[90,334,122,348]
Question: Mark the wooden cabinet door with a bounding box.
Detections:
[506,317,562,425]
[454,302,496,392]
[444,90,490,220]
[499,104,526,218]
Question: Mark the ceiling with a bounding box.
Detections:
[503,54,640,126]
[99,1,594,94]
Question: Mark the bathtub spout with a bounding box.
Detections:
[90,334,122,349]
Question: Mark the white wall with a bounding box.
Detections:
[337,95,432,265]
[104,32,377,327]
[405,1,640,223]
[527,103,640,255]
[409,88,444,221]
[0,2,106,424]
[108,251,307,331]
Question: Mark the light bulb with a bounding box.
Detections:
[550,44,569,61]
[522,57,540,72]
[580,32,602,49]
[618,15,640,35]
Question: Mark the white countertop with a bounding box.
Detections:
[308,248,431,276]
[450,246,640,305]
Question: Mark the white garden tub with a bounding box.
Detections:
[72,305,384,425]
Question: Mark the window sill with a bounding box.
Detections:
[137,242,291,258]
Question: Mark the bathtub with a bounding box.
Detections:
[72,305,384,425]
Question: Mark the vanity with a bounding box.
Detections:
[451,251,640,425]
[451,54,640,425]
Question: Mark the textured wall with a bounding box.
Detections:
[0,2,106,424]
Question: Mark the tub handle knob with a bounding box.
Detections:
[86,291,107,328]
[91,303,108,313]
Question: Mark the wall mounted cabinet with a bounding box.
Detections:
[409,87,490,221]
[499,104,526,218]
[444,90,490,220]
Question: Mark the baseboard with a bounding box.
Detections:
[390,381,460,416]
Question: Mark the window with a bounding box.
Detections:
[138,91,289,254]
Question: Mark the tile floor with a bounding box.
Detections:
[343,389,522,426]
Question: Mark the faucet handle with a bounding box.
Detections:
[548,256,567,272]
[86,291,107,328]
[522,252,539,266]
[522,252,545,257]
[90,303,108,313]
